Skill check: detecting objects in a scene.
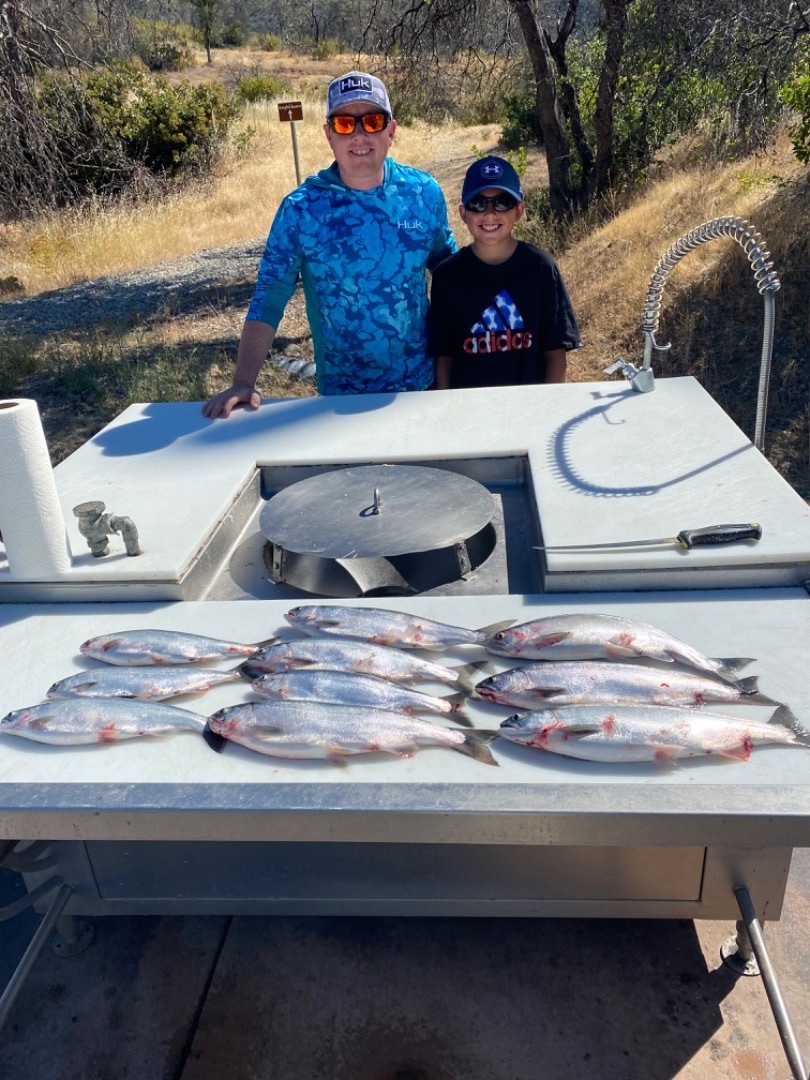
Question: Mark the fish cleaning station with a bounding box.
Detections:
[1,219,810,1073]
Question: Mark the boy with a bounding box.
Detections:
[428,156,581,389]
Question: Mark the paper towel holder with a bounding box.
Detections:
[73,501,142,557]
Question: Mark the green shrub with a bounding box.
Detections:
[86,61,241,178]
[780,74,810,165]
[236,74,288,105]
[220,22,245,48]
[501,91,544,150]
[132,18,197,72]
[311,38,342,60]
[258,33,283,52]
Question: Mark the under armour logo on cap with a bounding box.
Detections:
[481,161,505,179]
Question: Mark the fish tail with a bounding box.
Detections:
[454,660,492,696]
[476,619,516,639]
[202,723,227,753]
[253,636,280,650]
[442,692,472,723]
[455,731,500,766]
[715,657,756,679]
[770,704,810,744]
[735,676,783,708]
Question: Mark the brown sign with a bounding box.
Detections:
[278,101,303,122]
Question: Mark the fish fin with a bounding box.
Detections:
[650,744,689,763]
[734,675,781,708]
[714,657,756,673]
[202,724,227,753]
[735,675,760,693]
[456,732,500,766]
[446,703,473,727]
[477,619,516,637]
[768,705,810,744]
[248,725,285,740]
[30,716,56,729]
[526,685,570,700]
[253,636,280,649]
[454,660,493,696]
[439,693,472,725]
[326,750,349,767]
[606,641,645,659]
[48,681,97,698]
[717,743,752,761]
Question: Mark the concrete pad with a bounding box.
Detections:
[0,900,228,1080]
[1,862,809,1079]
[184,880,810,1079]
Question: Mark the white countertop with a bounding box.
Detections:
[2,378,808,588]
[1,591,809,793]
[1,381,809,844]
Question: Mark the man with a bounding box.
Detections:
[203,71,457,418]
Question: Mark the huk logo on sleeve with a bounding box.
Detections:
[464,290,532,354]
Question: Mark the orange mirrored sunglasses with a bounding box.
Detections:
[328,112,390,136]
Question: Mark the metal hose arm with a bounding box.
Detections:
[640,216,781,451]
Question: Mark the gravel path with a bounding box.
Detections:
[0,241,266,336]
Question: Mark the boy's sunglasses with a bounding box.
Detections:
[464,193,519,213]
[328,112,390,136]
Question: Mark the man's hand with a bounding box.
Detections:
[202,383,261,419]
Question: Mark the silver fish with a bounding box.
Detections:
[486,614,753,684]
[80,629,278,666]
[499,704,810,762]
[243,639,484,694]
[249,669,470,724]
[208,701,498,766]
[0,698,223,750]
[284,605,513,650]
[475,661,787,713]
[47,664,245,702]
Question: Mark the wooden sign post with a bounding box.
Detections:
[278,101,304,186]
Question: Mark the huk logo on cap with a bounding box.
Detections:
[340,75,372,94]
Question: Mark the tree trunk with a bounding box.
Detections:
[508,0,577,221]
[593,0,629,199]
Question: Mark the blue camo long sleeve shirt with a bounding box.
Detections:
[247,158,456,395]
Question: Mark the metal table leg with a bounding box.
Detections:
[730,884,808,1080]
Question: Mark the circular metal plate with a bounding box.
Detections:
[259,464,495,559]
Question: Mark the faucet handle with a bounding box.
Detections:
[603,356,656,394]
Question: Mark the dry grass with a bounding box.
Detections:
[560,134,803,377]
[0,53,807,497]
[0,51,502,297]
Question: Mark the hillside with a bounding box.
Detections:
[0,49,807,499]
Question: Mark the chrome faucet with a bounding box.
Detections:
[73,501,142,557]
[604,216,781,450]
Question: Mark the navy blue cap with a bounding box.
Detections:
[462,156,524,203]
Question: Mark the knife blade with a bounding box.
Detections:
[536,523,762,553]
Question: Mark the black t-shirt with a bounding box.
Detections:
[428,241,582,388]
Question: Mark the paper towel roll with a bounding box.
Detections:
[0,398,72,578]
